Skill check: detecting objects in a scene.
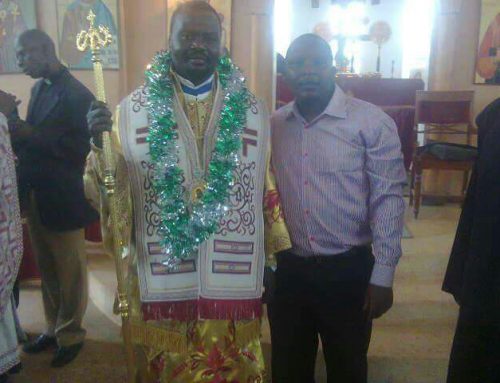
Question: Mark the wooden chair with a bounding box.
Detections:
[409,91,477,218]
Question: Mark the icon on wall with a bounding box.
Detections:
[474,0,500,85]
[0,0,37,74]
[55,0,120,70]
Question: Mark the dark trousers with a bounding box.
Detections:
[447,307,500,383]
[268,247,374,383]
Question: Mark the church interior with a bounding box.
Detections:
[1,0,499,382]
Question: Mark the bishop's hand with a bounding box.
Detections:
[87,100,112,149]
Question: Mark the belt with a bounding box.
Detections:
[276,245,372,265]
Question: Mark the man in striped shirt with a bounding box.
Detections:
[268,34,406,383]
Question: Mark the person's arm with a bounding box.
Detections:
[264,105,292,266]
[364,112,406,318]
[84,104,131,258]
[19,88,94,165]
[0,90,21,120]
[366,113,406,286]
[442,166,477,304]
[0,90,33,151]
[60,89,95,163]
[442,98,500,302]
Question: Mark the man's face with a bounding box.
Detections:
[285,42,335,103]
[16,39,49,79]
[170,9,221,83]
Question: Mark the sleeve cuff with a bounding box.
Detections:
[370,263,396,287]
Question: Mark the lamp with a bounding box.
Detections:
[369,21,392,73]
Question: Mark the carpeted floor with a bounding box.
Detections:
[11,338,127,383]
[10,286,126,383]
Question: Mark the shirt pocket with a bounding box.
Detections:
[311,137,364,173]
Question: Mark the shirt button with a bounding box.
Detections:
[310,236,315,242]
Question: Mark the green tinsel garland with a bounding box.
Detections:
[145,51,249,265]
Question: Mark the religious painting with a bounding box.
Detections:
[55,0,120,70]
[167,0,232,51]
[0,0,37,74]
[474,0,500,85]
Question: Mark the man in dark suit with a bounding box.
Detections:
[0,29,97,368]
[443,97,500,383]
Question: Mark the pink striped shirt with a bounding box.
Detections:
[271,87,406,287]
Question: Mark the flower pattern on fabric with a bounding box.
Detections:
[144,320,264,383]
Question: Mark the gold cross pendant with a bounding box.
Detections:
[190,181,207,204]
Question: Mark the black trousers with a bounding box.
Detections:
[447,307,500,383]
[268,247,374,383]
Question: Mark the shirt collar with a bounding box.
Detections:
[43,66,68,86]
[175,72,214,96]
[287,85,347,121]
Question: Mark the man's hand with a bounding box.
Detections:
[363,284,393,320]
[9,119,34,144]
[0,90,21,117]
[87,101,112,148]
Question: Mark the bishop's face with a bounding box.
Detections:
[169,9,222,86]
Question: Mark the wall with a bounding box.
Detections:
[232,0,274,109]
[120,0,168,95]
[0,1,121,118]
[429,0,498,117]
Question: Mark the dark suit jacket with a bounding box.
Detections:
[443,97,500,321]
[15,68,98,231]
